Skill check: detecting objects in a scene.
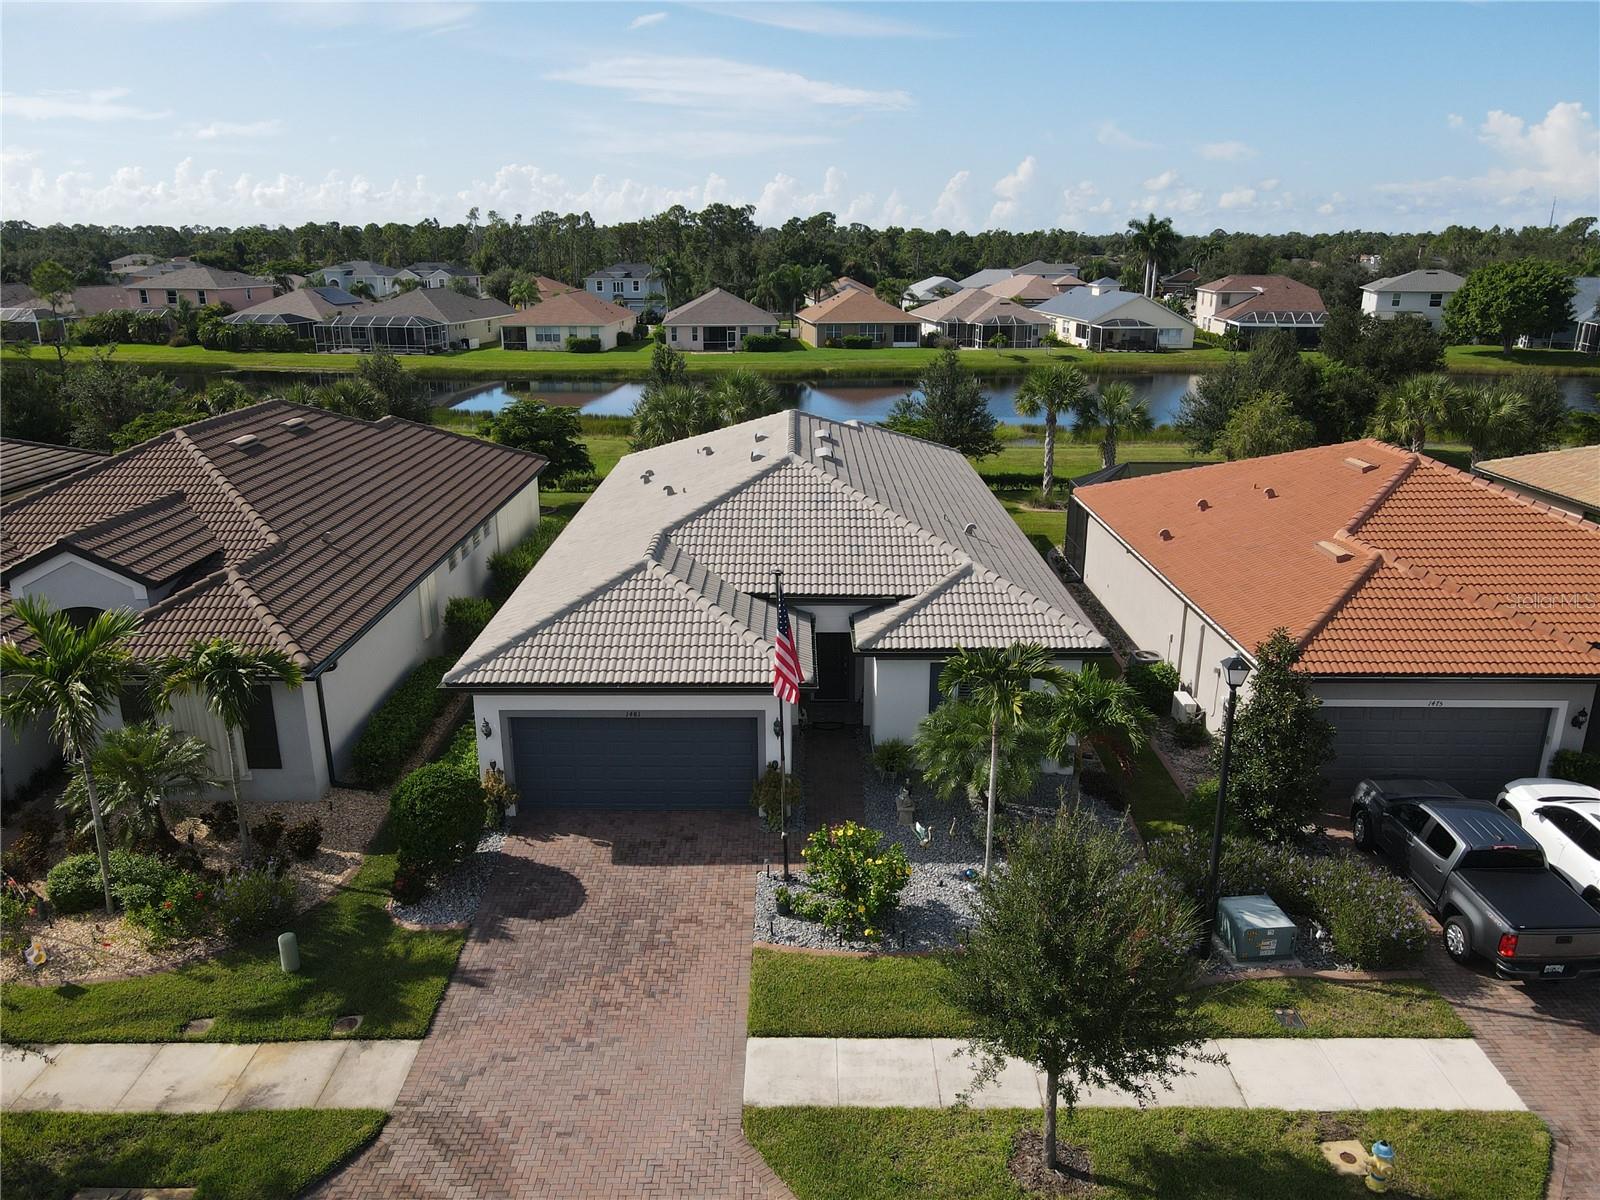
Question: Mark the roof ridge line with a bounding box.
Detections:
[1294,547,1385,654]
[1339,448,1418,538]
[171,427,280,549]
[645,554,769,649]
[222,568,311,665]
[962,561,1096,639]
[1417,450,1600,535]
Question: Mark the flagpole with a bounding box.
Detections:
[776,568,791,881]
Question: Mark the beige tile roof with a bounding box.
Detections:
[501,290,636,327]
[662,288,776,327]
[983,275,1059,303]
[796,288,912,327]
[907,290,1049,326]
[2,402,546,669]
[448,412,1106,689]
[1474,445,1600,513]
[1196,274,1326,320]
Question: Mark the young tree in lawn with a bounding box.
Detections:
[490,398,594,480]
[1,597,141,915]
[946,807,1209,1175]
[1013,363,1089,497]
[1444,260,1576,353]
[1221,629,1335,841]
[936,644,1070,877]
[885,347,1002,458]
[1040,663,1151,802]
[159,639,304,863]
[1369,373,1456,452]
[1074,379,1154,470]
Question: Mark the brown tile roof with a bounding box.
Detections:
[1196,274,1326,320]
[531,275,577,297]
[124,265,275,292]
[1475,446,1600,513]
[501,290,636,327]
[1073,439,1600,677]
[2,402,546,669]
[796,288,910,326]
[0,439,107,502]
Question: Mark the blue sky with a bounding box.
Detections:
[2,1,1597,233]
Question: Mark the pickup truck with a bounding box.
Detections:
[1350,777,1600,981]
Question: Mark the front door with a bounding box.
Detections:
[815,633,853,701]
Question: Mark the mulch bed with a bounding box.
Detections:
[1009,1129,1098,1197]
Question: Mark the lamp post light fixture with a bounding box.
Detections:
[1201,653,1252,953]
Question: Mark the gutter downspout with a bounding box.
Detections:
[315,671,347,790]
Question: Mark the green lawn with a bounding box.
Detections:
[744,1107,1550,1200]
[0,849,463,1044]
[1443,344,1600,375]
[1127,739,1192,841]
[0,1109,386,1200]
[748,949,1465,1039]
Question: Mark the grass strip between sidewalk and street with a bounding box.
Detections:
[0,1109,386,1200]
[743,1106,1549,1200]
[748,948,1467,1039]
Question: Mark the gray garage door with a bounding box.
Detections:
[1323,705,1551,799]
[506,714,759,810]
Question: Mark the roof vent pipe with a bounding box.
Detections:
[1264,487,1277,499]
[1196,498,1210,511]
[663,485,678,496]
[751,451,766,462]
[963,521,978,535]
[844,419,862,427]
[698,446,714,456]
[1158,528,1174,541]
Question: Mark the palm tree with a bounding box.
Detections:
[1074,380,1153,470]
[507,276,541,310]
[914,698,1051,813]
[1125,213,1178,298]
[1369,374,1455,452]
[707,369,780,424]
[159,638,304,863]
[937,644,1071,877]
[1,597,141,914]
[1442,382,1530,465]
[1041,664,1151,803]
[62,722,215,853]
[1014,364,1090,498]
[348,280,375,301]
[629,383,721,450]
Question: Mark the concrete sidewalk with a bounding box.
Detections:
[745,1037,1526,1111]
[3,1040,420,1113]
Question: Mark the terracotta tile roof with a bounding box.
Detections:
[0,439,106,502]
[531,274,577,297]
[1073,439,1600,677]
[501,290,636,327]
[2,401,547,669]
[796,288,911,327]
[1475,446,1600,513]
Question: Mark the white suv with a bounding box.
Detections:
[1497,778,1600,910]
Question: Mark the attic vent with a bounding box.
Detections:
[1343,456,1378,473]
[844,418,862,428]
[698,445,714,456]
[751,450,767,462]
[227,433,261,451]
[753,432,768,442]
[1264,487,1278,499]
[1158,528,1174,541]
[815,447,839,464]
[280,417,309,432]
[1195,498,1211,511]
[814,429,836,444]
[1315,539,1353,562]
[963,521,978,535]
[640,469,655,484]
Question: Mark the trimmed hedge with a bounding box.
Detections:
[1127,658,1181,717]
[443,595,496,656]
[565,335,602,353]
[487,515,568,600]
[46,850,175,916]
[839,334,876,350]
[1552,749,1600,789]
[350,656,454,788]
[743,333,797,352]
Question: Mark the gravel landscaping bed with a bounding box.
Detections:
[389,827,507,927]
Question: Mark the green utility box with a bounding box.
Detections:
[1216,894,1296,961]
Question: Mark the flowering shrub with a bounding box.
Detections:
[1148,832,1427,968]
[127,871,216,946]
[216,864,296,942]
[800,821,912,937]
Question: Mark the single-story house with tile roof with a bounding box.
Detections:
[1474,445,1600,522]
[1360,269,1465,330]
[1014,260,1080,279]
[956,267,1016,290]
[908,290,1050,348]
[981,274,1062,307]
[903,275,962,306]
[1034,280,1196,351]
[1,401,547,804]
[661,288,778,352]
[795,289,921,348]
[446,412,1109,811]
[500,290,637,350]
[125,265,277,312]
[1067,439,1600,798]
[0,439,106,503]
[312,288,515,353]
[1193,274,1327,345]
[225,285,365,335]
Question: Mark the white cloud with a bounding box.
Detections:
[1258,178,1280,192]
[272,3,475,31]
[1,87,170,122]
[930,169,972,229]
[709,4,939,38]
[1447,113,1464,128]
[1141,168,1179,191]
[988,155,1037,225]
[754,165,848,223]
[628,11,667,30]
[192,119,284,141]
[1218,187,1257,210]
[546,55,912,113]
[1197,140,1256,162]
[1317,202,1335,215]
[1096,121,1154,150]
[585,127,833,159]
[1060,180,1114,223]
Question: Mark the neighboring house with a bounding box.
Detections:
[444,412,1108,810]
[903,275,962,306]
[0,439,106,504]
[1359,269,1465,329]
[1474,445,1600,521]
[320,260,403,297]
[1014,260,1080,278]
[397,262,483,294]
[500,290,636,351]
[1034,280,1196,351]
[64,285,137,316]
[125,265,276,312]
[660,288,778,352]
[1518,276,1600,350]
[119,257,200,282]
[0,282,36,307]
[224,286,365,336]
[982,274,1061,307]
[955,267,1017,290]
[908,290,1050,348]
[0,305,61,344]
[524,274,577,301]
[312,289,515,353]
[1158,267,1199,298]
[1358,253,1384,271]
[1193,274,1327,344]
[795,288,921,348]
[109,253,158,273]
[1067,440,1600,796]
[0,401,546,804]
[583,262,664,314]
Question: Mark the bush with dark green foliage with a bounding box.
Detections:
[742,333,795,352]
[203,800,239,842]
[487,516,568,599]
[350,657,454,788]
[564,335,602,353]
[750,762,803,831]
[799,821,911,936]
[249,812,286,858]
[870,738,914,779]
[614,329,633,347]
[216,866,297,942]
[126,869,216,945]
[284,818,323,861]
[1126,658,1181,717]
[1552,749,1600,789]
[46,850,176,915]
[839,335,876,349]
[489,397,593,481]
[1319,308,1444,385]
[443,595,497,656]
[1173,716,1210,749]
[389,761,486,890]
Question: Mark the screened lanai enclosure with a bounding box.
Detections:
[313,313,450,353]
[931,314,1047,349]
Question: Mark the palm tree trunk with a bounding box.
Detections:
[1043,1068,1059,1171]
[225,729,254,863]
[983,724,1000,878]
[1041,410,1056,497]
[79,761,117,916]
[1101,432,1116,471]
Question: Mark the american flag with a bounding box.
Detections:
[771,574,801,704]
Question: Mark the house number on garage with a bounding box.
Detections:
[1427,700,1445,707]
[623,710,641,717]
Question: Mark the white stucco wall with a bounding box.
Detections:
[10,555,149,612]
[864,655,1085,750]
[1360,289,1453,328]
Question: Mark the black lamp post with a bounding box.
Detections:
[1202,653,1252,951]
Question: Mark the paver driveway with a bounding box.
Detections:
[315,810,795,1199]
